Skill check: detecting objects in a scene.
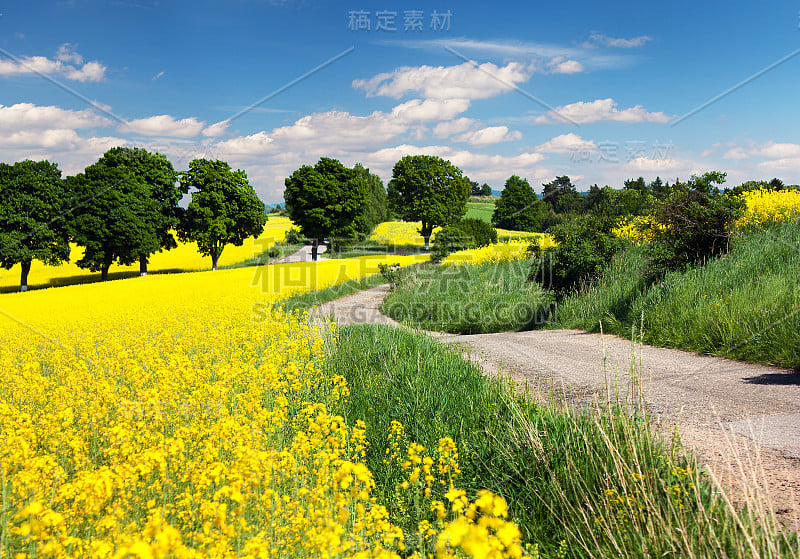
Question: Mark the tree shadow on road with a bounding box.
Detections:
[742,369,800,385]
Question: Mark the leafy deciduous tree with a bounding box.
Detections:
[491,175,546,232]
[0,160,70,291]
[178,158,267,270]
[387,155,471,249]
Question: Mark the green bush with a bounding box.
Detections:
[431,224,474,261]
[283,227,306,245]
[456,217,497,247]
[529,215,620,297]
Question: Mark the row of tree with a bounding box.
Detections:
[0,147,267,291]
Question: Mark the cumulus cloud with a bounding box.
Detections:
[122,115,206,138]
[353,61,532,100]
[533,98,671,124]
[0,43,107,82]
[452,126,522,146]
[202,120,230,137]
[535,133,596,154]
[0,103,108,131]
[432,118,476,138]
[547,57,585,74]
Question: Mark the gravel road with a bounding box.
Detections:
[313,283,800,525]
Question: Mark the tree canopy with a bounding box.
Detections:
[542,175,584,214]
[68,148,172,281]
[284,158,371,260]
[491,175,546,232]
[0,160,70,291]
[387,155,471,248]
[178,158,267,270]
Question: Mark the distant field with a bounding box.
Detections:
[465,198,495,222]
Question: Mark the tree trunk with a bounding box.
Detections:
[212,253,220,271]
[421,221,432,251]
[20,260,31,292]
[139,256,148,276]
[311,239,319,261]
[101,264,110,281]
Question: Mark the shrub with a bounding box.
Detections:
[529,215,620,297]
[456,217,498,247]
[283,227,306,245]
[431,225,474,261]
[645,175,743,271]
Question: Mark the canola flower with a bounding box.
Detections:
[370,221,541,247]
[0,217,296,292]
[0,251,523,558]
[441,236,555,266]
[735,188,800,230]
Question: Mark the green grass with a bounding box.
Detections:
[381,259,553,334]
[466,199,496,223]
[554,220,800,368]
[326,324,798,558]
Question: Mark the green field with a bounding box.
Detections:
[465,198,496,222]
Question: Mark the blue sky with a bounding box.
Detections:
[1,0,799,203]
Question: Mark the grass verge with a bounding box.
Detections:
[381,259,553,334]
[274,272,388,314]
[554,220,800,368]
[326,324,799,558]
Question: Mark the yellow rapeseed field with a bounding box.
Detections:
[0,251,523,558]
[440,237,555,266]
[370,221,547,247]
[0,217,295,292]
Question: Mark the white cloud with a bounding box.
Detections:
[625,156,684,173]
[757,158,800,173]
[550,59,584,74]
[722,147,748,160]
[535,133,596,154]
[122,115,206,138]
[152,70,165,81]
[0,44,107,82]
[452,126,522,146]
[0,103,108,131]
[202,120,230,137]
[390,98,472,122]
[533,98,671,124]
[754,142,800,159]
[432,118,476,138]
[353,61,532,100]
[585,32,652,49]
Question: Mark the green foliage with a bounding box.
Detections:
[645,172,743,271]
[283,227,307,245]
[431,224,474,262]
[530,215,620,297]
[178,158,267,270]
[481,183,493,196]
[555,220,800,368]
[284,158,370,258]
[0,160,70,291]
[585,184,654,219]
[492,175,547,231]
[456,217,497,247]
[354,163,389,231]
[68,147,180,280]
[387,155,471,248]
[541,175,584,214]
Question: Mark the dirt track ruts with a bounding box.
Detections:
[312,283,800,527]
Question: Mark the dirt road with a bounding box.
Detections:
[313,284,800,526]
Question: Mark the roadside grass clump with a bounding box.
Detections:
[382,258,553,334]
[326,324,799,558]
[555,220,800,368]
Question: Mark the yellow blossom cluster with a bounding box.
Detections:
[369,221,541,247]
[0,252,522,558]
[440,236,555,266]
[735,188,800,229]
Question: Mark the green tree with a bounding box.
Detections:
[491,175,546,232]
[470,180,482,196]
[68,149,174,281]
[387,155,470,249]
[481,183,493,197]
[0,160,70,291]
[354,163,388,231]
[284,158,369,260]
[178,158,267,270]
[542,175,583,214]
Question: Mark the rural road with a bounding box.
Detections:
[313,284,800,525]
[270,243,328,264]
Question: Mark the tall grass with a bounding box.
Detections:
[555,221,800,368]
[382,259,553,333]
[326,324,798,558]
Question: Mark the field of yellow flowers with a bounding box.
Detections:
[0,250,524,558]
[0,217,296,292]
[369,221,545,247]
